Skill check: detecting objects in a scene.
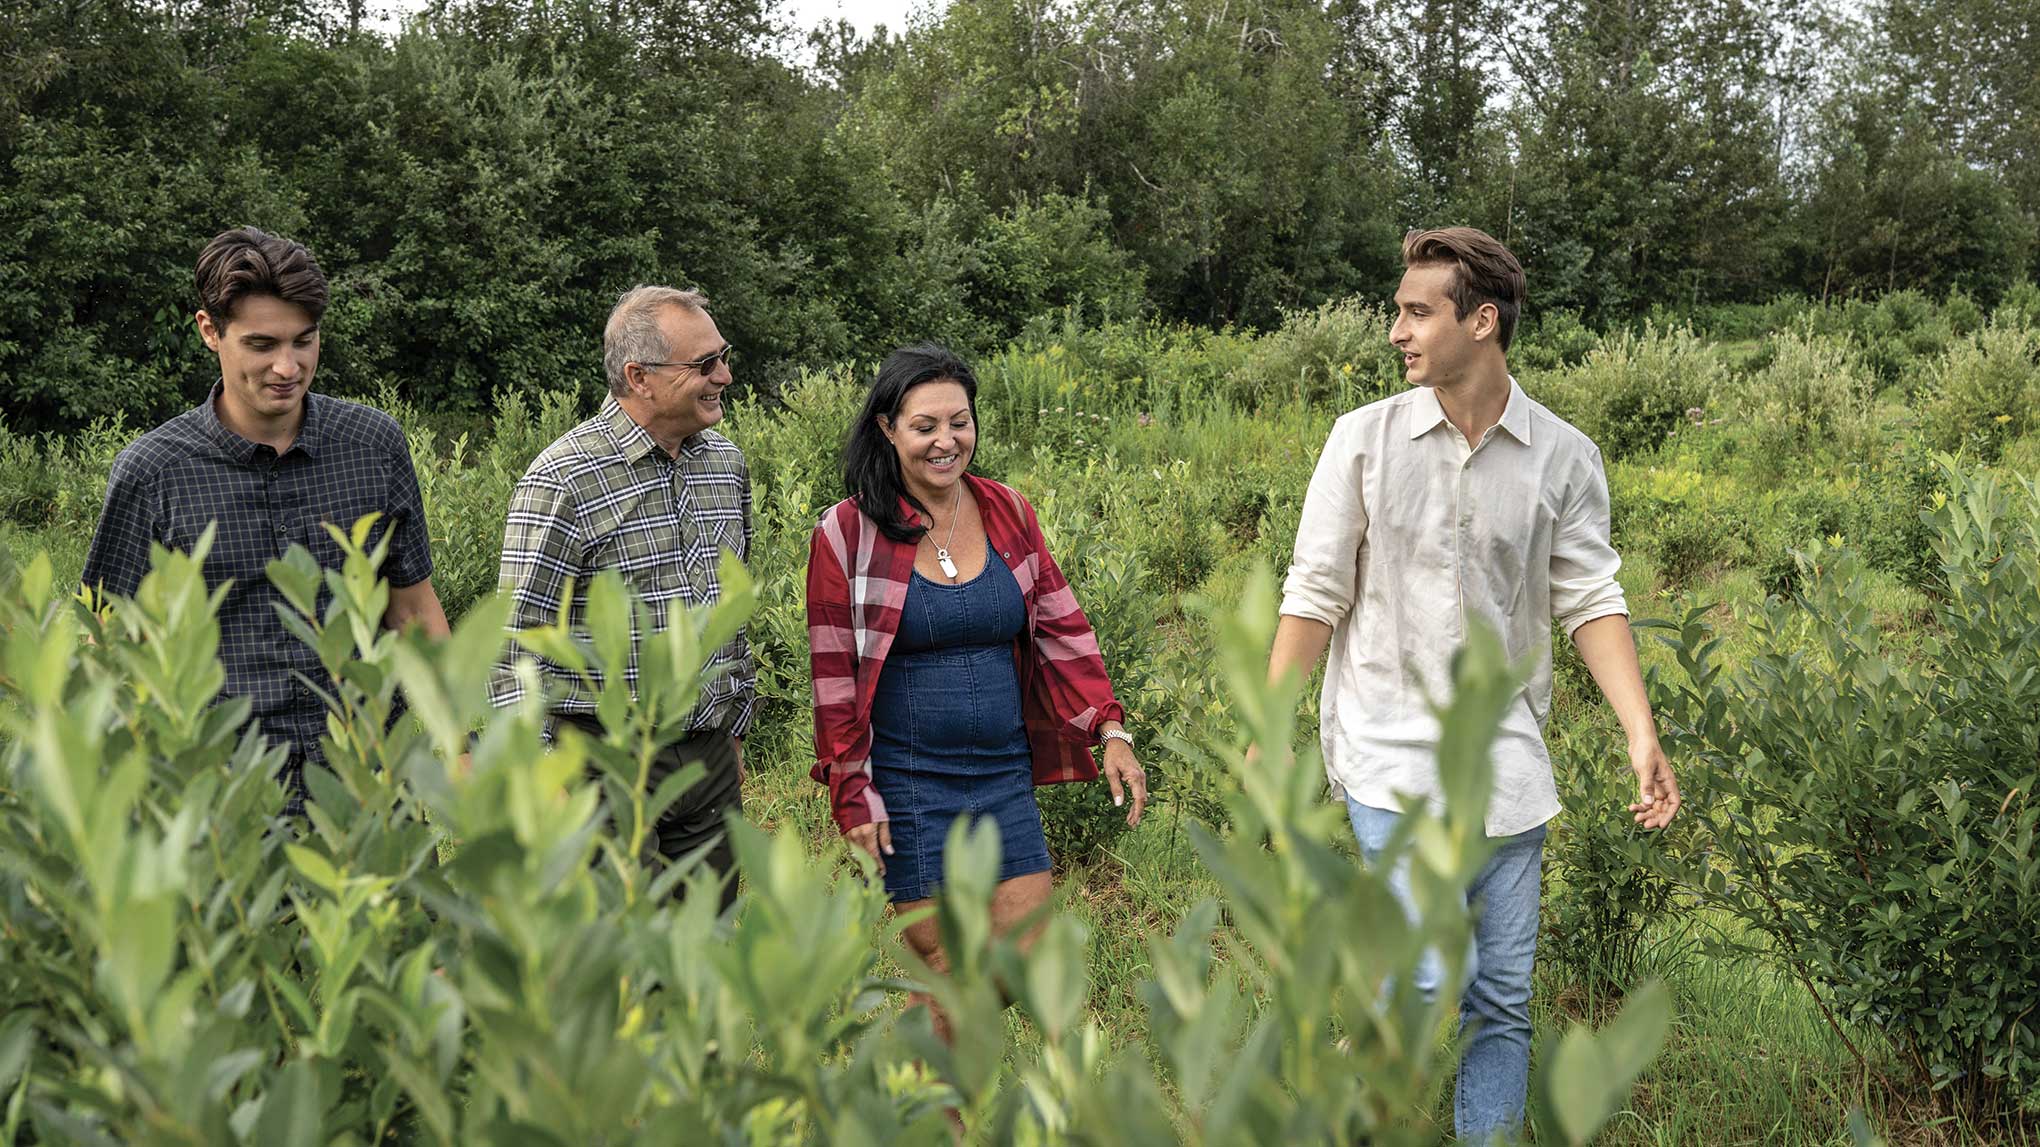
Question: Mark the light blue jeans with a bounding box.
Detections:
[1347,798,1547,1144]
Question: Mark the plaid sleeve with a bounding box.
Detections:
[1022,499,1125,742]
[382,442,434,589]
[805,521,885,833]
[80,447,160,601]
[488,466,581,708]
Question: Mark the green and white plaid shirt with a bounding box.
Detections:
[490,396,756,737]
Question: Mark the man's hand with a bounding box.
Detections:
[846,821,893,874]
[1627,737,1681,830]
[734,736,746,785]
[1102,739,1148,826]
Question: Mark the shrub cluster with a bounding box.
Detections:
[0,535,1669,1143]
[1651,464,2040,1124]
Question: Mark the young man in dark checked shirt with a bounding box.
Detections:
[81,227,451,816]
[489,285,755,908]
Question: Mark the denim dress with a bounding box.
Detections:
[868,540,1052,902]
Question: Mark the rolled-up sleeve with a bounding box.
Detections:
[488,468,580,708]
[1550,448,1627,636]
[1280,416,1369,627]
[382,444,435,589]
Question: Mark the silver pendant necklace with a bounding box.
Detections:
[931,481,963,580]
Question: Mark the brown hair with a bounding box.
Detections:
[1401,227,1526,351]
[195,227,329,328]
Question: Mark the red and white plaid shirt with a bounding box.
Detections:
[806,473,1124,833]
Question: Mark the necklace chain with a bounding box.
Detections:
[928,481,964,579]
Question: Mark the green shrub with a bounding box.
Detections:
[1728,324,1879,464]
[1238,297,1401,411]
[1606,463,1748,588]
[1651,463,2040,1124]
[1534,324,1726,460]
[1743,478,1857,597]
[1511,308,1601,372]
[1920,321,2040,459]
[1851,432,1948,589]
[1995,281,2040,330]
[0,423,61,526]
[1023,470,1167,864]
[1943,288,1986,337]
[1542,715,1682,1001]
[0,539,1668,1143]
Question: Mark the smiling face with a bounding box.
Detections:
[630,304,732,445]
[880,380,976,503]
[197,293,320,429]
[1389,262,1498,389]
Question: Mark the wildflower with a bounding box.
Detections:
[1685,406,1706,425]
[1137,412,1154,427]
[1055,406,1065,414]
[1039,407,1049,416]
[1074,437,1086,446]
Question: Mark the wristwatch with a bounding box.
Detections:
[1101,728,1135,750]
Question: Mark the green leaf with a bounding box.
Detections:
[284,845,341,896]
[1543,979,1672,1145]
[252,1059,327,1147]
[0,1013,34,1092]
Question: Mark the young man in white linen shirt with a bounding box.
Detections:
[1267,226,1681,1143]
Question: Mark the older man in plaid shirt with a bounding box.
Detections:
[489,285,755,904]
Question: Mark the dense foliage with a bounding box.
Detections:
[4,275,2040,1137]
[1652,466,2040,1119]
[4,0,2038,434]
[0,522,1670,1143]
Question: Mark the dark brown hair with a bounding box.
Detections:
[195,227,329,328]
[1401,227,1526,351]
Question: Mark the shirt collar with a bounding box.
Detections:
[1404,376,1534,445]
[197,382,322,463]
[600,395,666,464]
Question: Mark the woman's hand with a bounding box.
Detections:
[1102,738,1148,826]
[846,820,894,874]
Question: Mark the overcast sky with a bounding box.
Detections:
[783,0,930,38]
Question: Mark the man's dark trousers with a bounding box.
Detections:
[564,716,744,912]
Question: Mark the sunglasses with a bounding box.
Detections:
[638,343,736,377]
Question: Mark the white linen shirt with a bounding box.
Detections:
[1280,379,1628,837]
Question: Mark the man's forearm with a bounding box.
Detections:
[1570,614,1658,746]
[1268,614,1334,687]
[384,579,452,639]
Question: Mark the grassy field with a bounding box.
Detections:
[5,294,2038,1142]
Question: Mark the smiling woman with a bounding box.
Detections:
[806,342,1147,1043]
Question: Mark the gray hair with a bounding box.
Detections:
[603,285,709,396]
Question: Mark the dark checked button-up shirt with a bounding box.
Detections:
[80,385,435,807]
[489,396,756,738]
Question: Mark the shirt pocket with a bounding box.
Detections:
[709,516,745,562]
[308,459,394,556]
[578,491,685,612]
